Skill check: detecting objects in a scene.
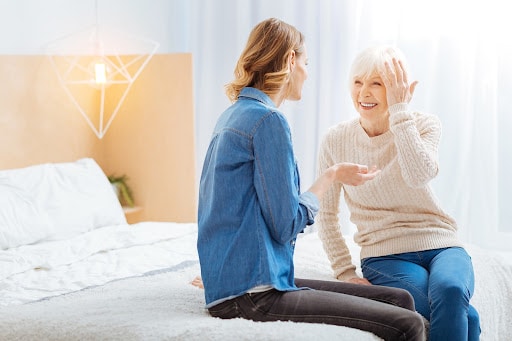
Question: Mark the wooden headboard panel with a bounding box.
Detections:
[0,54,196,223]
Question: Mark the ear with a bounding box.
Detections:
[289,50,296,71]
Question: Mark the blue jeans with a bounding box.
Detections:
[362,247,480,341]
[208,278,426,341]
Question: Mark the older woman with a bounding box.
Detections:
[316,46,480,341]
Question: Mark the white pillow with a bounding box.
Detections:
[0,184,53,250]
[0,158,127,244]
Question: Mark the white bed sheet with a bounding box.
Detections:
[0,222,511,341]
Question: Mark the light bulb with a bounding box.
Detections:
[94,62,107,84]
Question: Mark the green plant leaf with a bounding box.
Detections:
[108,174,134,207]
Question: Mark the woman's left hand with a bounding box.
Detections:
[190,275,204,289]
[380,58,418,107]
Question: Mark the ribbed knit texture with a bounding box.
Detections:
[316,107,463,281]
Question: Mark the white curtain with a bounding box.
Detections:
[172,0,511,250]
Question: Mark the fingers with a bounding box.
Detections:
[190,276,204,289]
[331,163,380,186]
[396,59,407,84]
[380,60,394,88]
[384,58,407,91]
[381,57,418,105]
[410,80,419,97]
[358,165,379,176]
[386,58,407,83]
[396,59,419,101]
[356,165,380,185]
[357,164,369,173]
[393,58,404,84]
[359,169,380,182]
[346,164,380,186]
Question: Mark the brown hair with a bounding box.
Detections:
[225,18,305,102]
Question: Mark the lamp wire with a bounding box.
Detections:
[94,0,100,52]
[94,0,99,28]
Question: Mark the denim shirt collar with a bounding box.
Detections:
[238,87,276,109]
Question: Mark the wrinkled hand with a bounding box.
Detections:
[329,163,380,186]
[347,277,372,285]
[379,58,418,106]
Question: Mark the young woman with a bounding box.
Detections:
[316,45,480,341]
[197,18,425,341]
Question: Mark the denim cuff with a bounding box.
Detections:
[299,191,319,225]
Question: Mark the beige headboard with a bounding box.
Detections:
[0,54,196,223]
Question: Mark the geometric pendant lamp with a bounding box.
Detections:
[45,11,159,139]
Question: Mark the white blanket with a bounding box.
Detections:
[0,222,198,306]
[0,222,510,340]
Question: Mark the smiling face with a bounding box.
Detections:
[351,71,388,120]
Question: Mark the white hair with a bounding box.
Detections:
[348,46,409,84]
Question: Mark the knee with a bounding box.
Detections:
[468,305,481,335]
[402,312,428,341]
[468,305,479,321]
[435,283,470,305]
[395,287,416,311]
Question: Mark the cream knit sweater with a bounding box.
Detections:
[316,105,463,281]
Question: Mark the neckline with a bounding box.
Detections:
[353,119,392,144]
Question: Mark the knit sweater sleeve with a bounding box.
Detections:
[388,103,442,188]
[315,128,358,281]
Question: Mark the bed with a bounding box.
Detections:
[0,158,511,340]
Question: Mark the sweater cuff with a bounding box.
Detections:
[388,102,408,115]
[336,269,359,282]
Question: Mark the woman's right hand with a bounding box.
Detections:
[329,163,380,186]
[308,163,379,201]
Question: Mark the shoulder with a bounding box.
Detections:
[247,107,292,144]
[411,111,442,132]
[253,108,289,132]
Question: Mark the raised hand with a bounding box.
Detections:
[380,58,418,107]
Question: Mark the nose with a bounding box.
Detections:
[361,83,371,95]
[359,84,371,99]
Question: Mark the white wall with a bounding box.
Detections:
[0,0,188,54]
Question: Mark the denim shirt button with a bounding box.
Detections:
[291,239,296,246]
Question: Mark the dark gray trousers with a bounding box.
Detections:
[208,278,426,341]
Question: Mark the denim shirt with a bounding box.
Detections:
[197,87,319,308]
